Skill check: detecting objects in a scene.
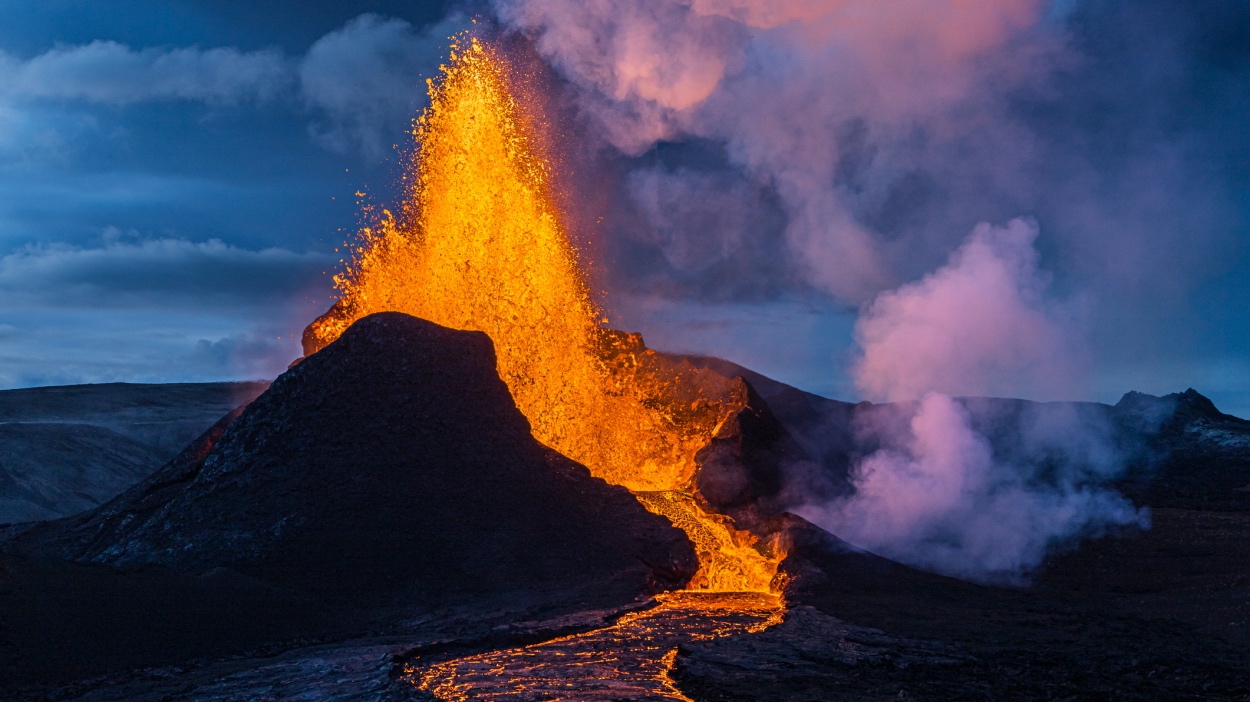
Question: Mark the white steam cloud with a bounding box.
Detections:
[797,220,1145,582]
[853,218,1083,404]
[797,393,1146,582]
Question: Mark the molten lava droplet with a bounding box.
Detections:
[305,35,782,593]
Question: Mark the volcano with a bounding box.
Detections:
[0,312,697,686]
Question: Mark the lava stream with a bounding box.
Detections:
[405,592,784,701]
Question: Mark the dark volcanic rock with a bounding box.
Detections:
[652,510,1250,702]
[670,354,862,500]
[693,379,808,519]
[1113,388,1250,510]
[681,508,1250,701]
[0,312,694,688]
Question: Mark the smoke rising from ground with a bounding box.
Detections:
[796,219,1143,581]
[795,393,1147,583]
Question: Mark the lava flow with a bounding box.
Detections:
[406,592,783,701]
[303,36,782,594]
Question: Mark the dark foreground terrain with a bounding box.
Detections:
[674,509,1250,701]
[0,315,1246,700]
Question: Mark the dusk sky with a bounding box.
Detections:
[1,0,1248,417]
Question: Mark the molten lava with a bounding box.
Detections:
[305,36,781,593]
[407,591,783,700]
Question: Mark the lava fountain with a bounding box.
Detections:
[303,36,782,594]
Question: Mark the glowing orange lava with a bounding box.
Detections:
[406,591,783,700]
[304,36,782,593]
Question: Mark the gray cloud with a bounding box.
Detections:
[0,41,291,105]
[0,321,307,388]
[0,236,331,307]
[300,13,467,157]
[0,9,468,389]
[0,236,332,387]
[0,13,464,158]
[0,12,458,388]
[189,332,299,380]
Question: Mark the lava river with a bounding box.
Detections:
[406,592,783,701]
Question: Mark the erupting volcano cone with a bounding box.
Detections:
[301,36,786,592]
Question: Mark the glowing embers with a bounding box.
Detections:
[307,35,783,592]
[406,592,784,701]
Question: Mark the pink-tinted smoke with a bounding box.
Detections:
[853,218,1084,404]
[490,0,1053,302]
[797,220,1144,582]
[796,393,1145,582]
[492,0,1152,582]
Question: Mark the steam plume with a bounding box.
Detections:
[799,220,1145,582]
[490,0,1051,301]
[485,2,1233,579]
[796,392,1147,582]
[853,218,1081,404]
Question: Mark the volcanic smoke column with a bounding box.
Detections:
[303,36,781,593]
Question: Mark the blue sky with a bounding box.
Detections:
[0,1,1248,418]
[0,1,462,386]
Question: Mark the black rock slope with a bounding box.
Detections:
[0,313,694,685]
[1112,388,1250,510]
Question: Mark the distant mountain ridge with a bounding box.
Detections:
[5,358,1246,527]
[673,354,1250,512]
[0,382,268,523]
